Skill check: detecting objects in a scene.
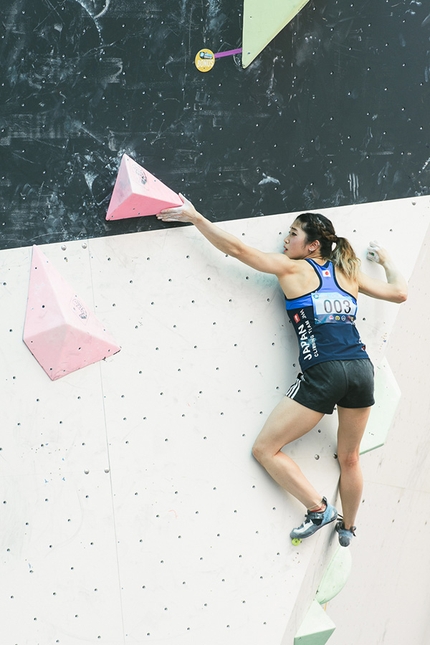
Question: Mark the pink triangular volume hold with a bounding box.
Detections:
[106,153,182,220]
[23,246,121,380]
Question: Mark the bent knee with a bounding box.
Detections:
[338,452,360,470]
[251,440,266,464]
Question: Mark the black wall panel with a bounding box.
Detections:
[1,0,429,249]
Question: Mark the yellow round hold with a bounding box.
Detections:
[195,49,215,72]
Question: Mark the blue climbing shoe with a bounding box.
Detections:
[335,521,356,547]
[290,497,338,540]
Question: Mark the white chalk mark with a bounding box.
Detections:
[422,157,430,171]
[72,0,103,38]
[94,0,110,19]
[258,175,281,187]
[348,173,359,200]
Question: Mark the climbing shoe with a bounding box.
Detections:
[335,521,356,547]
[290,497,338,540]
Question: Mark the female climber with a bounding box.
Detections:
[157,195,407,547]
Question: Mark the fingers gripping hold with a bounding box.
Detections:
[157,193,196,222]
[366,240,381,263]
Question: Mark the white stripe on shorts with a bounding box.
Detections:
[286,375,302,400]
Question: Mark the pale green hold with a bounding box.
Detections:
[294,600,336,645]
[242,0,311,68]
[315,546,352,605]
[360,356,401,454]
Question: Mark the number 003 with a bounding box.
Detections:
[323,299,351,314]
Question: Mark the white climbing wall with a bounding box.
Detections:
[328,214,430,645]
[0,196,428,645]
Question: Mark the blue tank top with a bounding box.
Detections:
[285,259,369,371]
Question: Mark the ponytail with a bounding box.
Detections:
[330,236,361,280]
[295,213,361,280]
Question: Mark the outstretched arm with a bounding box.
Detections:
[358,243,408,303]
[157,194,296,278]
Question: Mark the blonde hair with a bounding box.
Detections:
[295,213,361,280]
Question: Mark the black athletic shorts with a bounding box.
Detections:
[286,359,375,415]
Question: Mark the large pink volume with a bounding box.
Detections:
[23,246,121,380]
[106,153,182,220]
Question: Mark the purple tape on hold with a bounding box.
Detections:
[214,48,242,59]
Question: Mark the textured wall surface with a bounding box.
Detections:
[328,216,430,645]
[0,196,428,644]
[1,0,430,248]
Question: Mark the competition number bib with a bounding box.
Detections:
[312,291,357,324]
